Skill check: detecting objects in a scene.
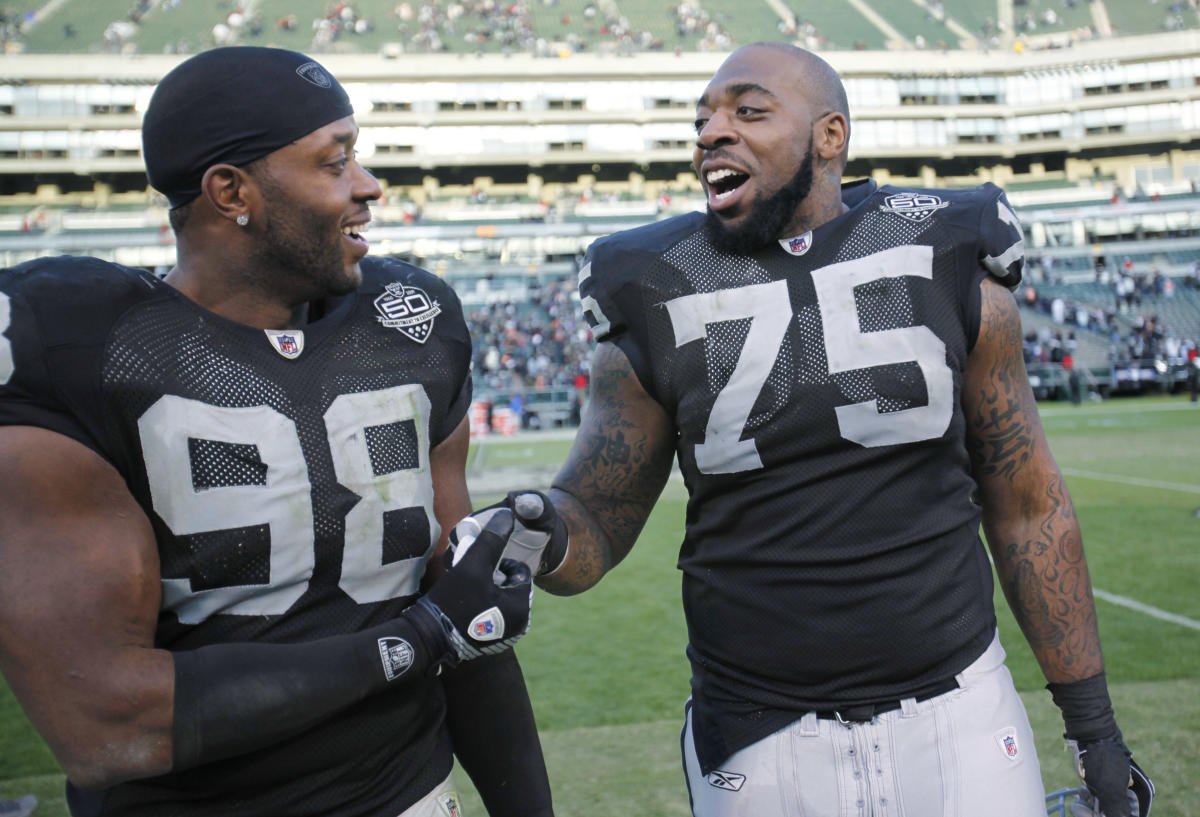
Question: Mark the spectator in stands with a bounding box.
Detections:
[1187,340,1199,402]
[1064,352,1082,405]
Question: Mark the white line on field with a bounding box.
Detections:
[1039,403,1200,417]
[1093,589,1200,632]
[1060,468,1200,494]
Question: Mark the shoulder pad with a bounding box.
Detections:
[975,184,1024,291]
[1,256,163,345]
[360,255,451,297]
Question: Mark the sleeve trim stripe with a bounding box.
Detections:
[984,239,1024,274]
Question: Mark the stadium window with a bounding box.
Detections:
[375,144,414,154]
[548,140,585,151]
[376,101,413,112]
[547,99,585,111]
[652,139,690,149]
[446,101,478,111]
[653,98,690,109]
[90,104,135,115]
[0,105,11,115]
[1150,80,1169,90]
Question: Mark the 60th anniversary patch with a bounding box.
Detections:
[879,192,950,222]
[374,282,441,343]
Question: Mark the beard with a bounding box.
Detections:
[706,144,815,255]
[247,172,360,303]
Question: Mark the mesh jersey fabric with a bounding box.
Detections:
[0,255,473,816]
[578,179,1026,773]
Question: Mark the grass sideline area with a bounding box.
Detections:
[1,395,1197,815]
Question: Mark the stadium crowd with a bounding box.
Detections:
[1018,273,1199,369]
[464,273,593,399]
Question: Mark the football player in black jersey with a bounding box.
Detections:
[465,44,1153,816]
[0,48,552,817]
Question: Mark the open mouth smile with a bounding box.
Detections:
[705,167,750,206]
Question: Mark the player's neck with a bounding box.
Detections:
[782,192,849,239]
[164,262,309,330]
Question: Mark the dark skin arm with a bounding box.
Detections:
[539,342,676,596]
[0,414,549,802]
[0,425,172,788]
[964,276,1103,683]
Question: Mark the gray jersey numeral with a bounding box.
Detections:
[139,385,434,623]
[664,246,953,474]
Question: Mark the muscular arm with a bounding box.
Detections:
[963,277,1103,683]
[539,342,676,596]
[0,426,174,788]
[0,416,533,793]
[433,417,553,816]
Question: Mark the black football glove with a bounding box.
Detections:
[405,509,534,666]
[1049,674,1155,817]
[450,490,568,578]
[1066,739,1154,817]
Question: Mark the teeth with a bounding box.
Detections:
[706,168,741,184]
[342,224,367,236]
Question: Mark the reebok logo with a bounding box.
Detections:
[706,770,746,791]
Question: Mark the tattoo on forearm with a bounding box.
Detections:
[994,474,1101,678]
[548,345,672,591]
[966,283,1037,482]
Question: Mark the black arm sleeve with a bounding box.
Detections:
[442,650,554,817]
[172,605,451,771]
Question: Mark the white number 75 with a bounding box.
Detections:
[664,244,952,474]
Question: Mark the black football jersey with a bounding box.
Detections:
[579,179,1025,770]
[0,255,473,816]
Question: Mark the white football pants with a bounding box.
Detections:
[397,772,463,817]
[683,632,1047,817]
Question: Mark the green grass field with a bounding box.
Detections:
[2,395,1197,816]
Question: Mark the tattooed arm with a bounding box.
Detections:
[538,342,677,596]
[963,276,1103,684]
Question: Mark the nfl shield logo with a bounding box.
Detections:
[995,727,1020,761]
[436,792,462,817]
[264,328,305,359]
[374,282,442,343]
[780,231,812,256]
[473,620,495,638]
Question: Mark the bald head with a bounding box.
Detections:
[692,40,852,245]
[727,42,849,122]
